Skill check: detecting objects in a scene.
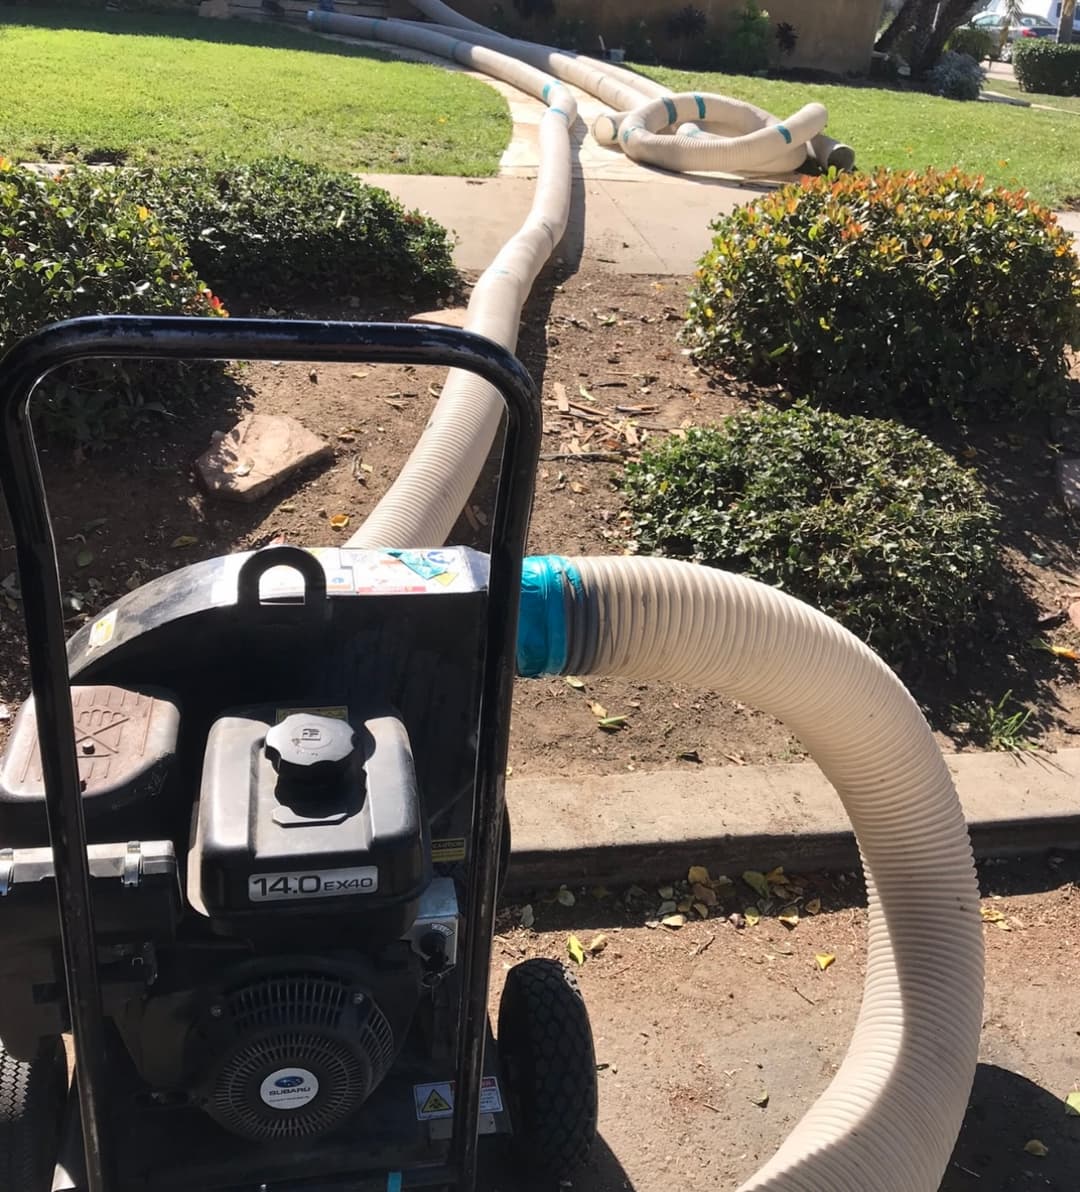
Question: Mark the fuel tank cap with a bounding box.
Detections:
[264,713,357,789]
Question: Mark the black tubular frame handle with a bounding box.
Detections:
[0,315,541,1192]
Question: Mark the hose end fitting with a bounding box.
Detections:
[516,555,581,677]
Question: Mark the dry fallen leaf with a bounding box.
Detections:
[1051,645,1080,661]
[588,700,608,719]
[76,548,95,568]
[587,934,608,955]
[661,913,686,929]
[815,953,836,971]
[688,865,711,886]
[750,1091,769,1107]
[743,906,761,927]
[805,898,822,915]
[329,514,350,530]
[980,906,1006,923]
[778,906,800,928]
[765,866,785,885]
[519,904,535,929]
[743,871,770,899]
[693,901,709,919]
[565,676,586,690]
[170,534,198,548]
[567,934,586,965]
[556,886,576,908]
[598,715,628,731]
[1065,1090,1080,1116]
[1024,1139,1048,1158]
[692,883,718,907]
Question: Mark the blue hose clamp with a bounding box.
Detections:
[516,555,581,677]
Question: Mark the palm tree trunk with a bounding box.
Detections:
[1059,0,1076,45]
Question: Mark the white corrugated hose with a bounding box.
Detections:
[309,6,982,1190]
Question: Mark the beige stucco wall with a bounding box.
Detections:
[387,1,880,76]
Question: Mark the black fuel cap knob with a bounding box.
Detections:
[265,714,357,788]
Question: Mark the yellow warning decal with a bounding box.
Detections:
[431,837,466,864]
[422,1089,452,1115]
[413,1077,502,1121]
[274,706,348,725]
[88,609,117,650]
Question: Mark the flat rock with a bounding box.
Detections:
[1058,457,1080,514]
[197,414,331,503]
[407,308,470,328]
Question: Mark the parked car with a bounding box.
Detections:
[969,10,1059,60]
[980,0,1080,36]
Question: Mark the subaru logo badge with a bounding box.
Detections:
[275,1075,304,1089]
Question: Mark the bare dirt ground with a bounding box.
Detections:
[1,268,1079,774]
[487,853,1080,1191]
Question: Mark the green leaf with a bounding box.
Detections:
[742,870,770,899]
[75,548,94,568]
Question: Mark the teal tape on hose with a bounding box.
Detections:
[694,94,706,119]
[776,124,792,144]
[663,98,678,127]
[549,107,571,122]
[517,555,581,677]
[386,1175,402,1192]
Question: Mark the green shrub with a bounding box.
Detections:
[1013,39,1080,96]
[623,405,1000,663]
[0,159,225,446]
[137,158,459,303]
[946,24,997,63]
[686,168,1080,422]
[927,50,985,101]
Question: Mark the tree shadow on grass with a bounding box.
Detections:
[0,7,432,67]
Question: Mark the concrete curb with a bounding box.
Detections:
[504,748,1080,891]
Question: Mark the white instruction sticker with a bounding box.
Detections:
[413,1076,503,1120]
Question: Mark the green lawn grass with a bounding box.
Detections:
[0,10,510,175]
[984,75,1080,116]
[641,65,1080,208]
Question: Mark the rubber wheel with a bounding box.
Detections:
[497,958,597,1182]
[0,1036,68,1191]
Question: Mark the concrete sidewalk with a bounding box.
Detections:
[504,748,1080,890]
[361,172,757,274]
[368,170,1080,276]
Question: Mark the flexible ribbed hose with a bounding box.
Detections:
[524,555,983,1192]
[311,6,977,1188]
[311,10,577,547]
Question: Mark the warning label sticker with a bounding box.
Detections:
[88,609,117,650]
[210,547,485,605]
[413,1076,503,1121]
[431,837,467,864]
